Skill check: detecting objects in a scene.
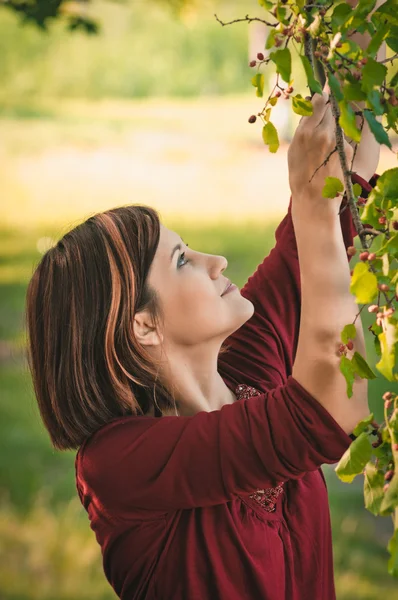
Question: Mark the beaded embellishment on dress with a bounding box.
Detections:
[235,383,284,513]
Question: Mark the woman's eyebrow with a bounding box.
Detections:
[170,238,186,261]
[170,244,182,261]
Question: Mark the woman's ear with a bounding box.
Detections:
[133,310,163,347]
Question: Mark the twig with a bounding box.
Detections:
[308,146,339,182]
[379,53,398,65]
[214,13,277,28]
[353,302,367,325]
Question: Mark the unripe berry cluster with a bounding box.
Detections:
[385,469,394,482]
[356,57,368,68]
[249,52,267,68]
[314,45,329,59]
[386,87,398,107]
[368,304,379,314]
[383,391,394,402]
[374,304,394,327]
[248,85,294,123]
[359,251,377,261]
[337,339,354,356]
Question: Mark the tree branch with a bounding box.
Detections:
[302,16,371,251]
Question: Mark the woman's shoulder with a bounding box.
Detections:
[76,413,158,464]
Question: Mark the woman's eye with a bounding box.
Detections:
[178,252,189,268]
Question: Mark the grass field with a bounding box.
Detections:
[1,96,398,599]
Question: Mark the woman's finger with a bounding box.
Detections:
[299,92,330,129]
[315,98,334,132]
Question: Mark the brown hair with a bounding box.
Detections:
[25,204,231,451]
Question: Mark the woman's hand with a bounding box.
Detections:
[288,91,354,212]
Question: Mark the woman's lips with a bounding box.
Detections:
[221,283,238,296]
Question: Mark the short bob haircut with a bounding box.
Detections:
[25,205,229,451]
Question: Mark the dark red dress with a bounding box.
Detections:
[75,172,378,599]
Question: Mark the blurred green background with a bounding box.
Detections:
[1,1,398,598]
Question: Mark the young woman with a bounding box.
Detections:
[25,92,379,600]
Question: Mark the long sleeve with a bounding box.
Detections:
[77,375,354,514]
[218,172,379,394]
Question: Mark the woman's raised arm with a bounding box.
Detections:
[218,168,378,393]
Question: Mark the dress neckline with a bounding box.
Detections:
[235,383,263,401]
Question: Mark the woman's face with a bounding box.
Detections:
[137,223,254,350]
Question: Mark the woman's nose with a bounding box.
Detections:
[209,255,228,278]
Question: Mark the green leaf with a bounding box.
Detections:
[350,262,379,304]
[360,194,381,228]
[338,100,362,143]
[251,73,265,98]
[291,94,313,116]
[322,176,344,199]
[353,0,377,20]
[379,233,398,254]
[386,102,398,134]
[342,81,367,103]
[370,321,383,336]
[369,233,386,253]
[376,326,398,382]
[270,48,292,84]
[373,0,398,28]
[328,71,344,103]
[386,32,398,53]
[371,438,391,465]
[339,355,356,398]
[387,528,398,577]
[341,324,357,344]
[389,71,398,88]
[353,183,362,197]
[380,473,398,515]
[262,122,279,153]
[351,351,377,379]
[367,22,390,57]
[335,431,373,483]
[363,462,385,516]
[373,168,398,202]
[374,335,382,356]
[331,3,352,32]
[265,28,277,50]
[366,89,385,116]
[276,5,289,25]
[300,55,323,95]
[363,109,392,149]
[352,412,374,437]
[258,0,273,8]
[361,57,388,91]
[390,406,398,439]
